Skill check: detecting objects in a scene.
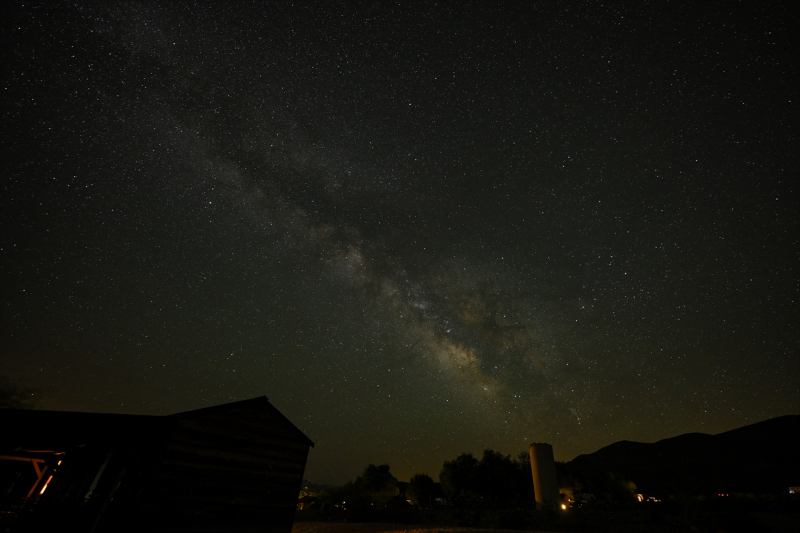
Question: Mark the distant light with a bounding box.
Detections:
[561,504,567,510]
[40,476,54,495]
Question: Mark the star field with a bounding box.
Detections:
[2,2,797,484]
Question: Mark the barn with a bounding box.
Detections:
[0,396,314,532]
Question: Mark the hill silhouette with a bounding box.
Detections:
[566,415,800,497]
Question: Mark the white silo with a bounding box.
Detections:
[529,442,560,510]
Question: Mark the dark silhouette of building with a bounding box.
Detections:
[0,397,313,532]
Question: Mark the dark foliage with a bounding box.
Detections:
[320,463,399,511]
[406,473,439,507]
[439,449,534,508]
[0,377,35,409]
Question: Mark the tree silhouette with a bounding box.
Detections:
[323,463,399,507]
[440,452,481,502]
[407,473,437,507]
[0,377,35,409]
[439,449,533,508]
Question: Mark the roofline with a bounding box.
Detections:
[0,407,162,421]
[1,397,314,447]
[171,396,315,447]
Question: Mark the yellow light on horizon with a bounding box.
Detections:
[561,504,567,510]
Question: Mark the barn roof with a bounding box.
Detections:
[171,396,315,447]
[0,396,313,449]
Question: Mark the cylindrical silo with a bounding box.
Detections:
[529,442,560,510]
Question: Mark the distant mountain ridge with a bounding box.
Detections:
[566,415,800,497]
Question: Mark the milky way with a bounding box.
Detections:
[2,2,797,483]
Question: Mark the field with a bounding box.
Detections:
[292,509,800,533]
[292,523,558,533]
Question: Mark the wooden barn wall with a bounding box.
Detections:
[128,406,310,533]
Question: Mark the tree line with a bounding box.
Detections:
[312,448,640,511]
[316,449,536,510]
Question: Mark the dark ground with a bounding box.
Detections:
[294,498,800,533]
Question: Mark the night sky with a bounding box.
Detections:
[2,2,798,485]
